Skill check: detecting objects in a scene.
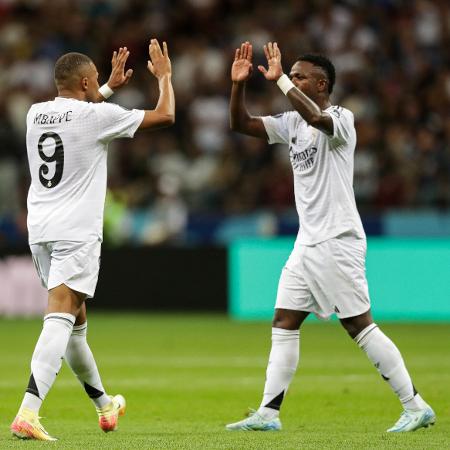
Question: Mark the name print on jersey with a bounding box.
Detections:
[34,111,72,125]
[289,140,317,172]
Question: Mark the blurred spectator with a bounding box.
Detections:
[0,0,449,247]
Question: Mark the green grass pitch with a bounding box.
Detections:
[0,314,448,449]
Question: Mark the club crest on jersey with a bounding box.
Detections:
[329,106,342,118]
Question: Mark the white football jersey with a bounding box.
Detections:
[26,97,144,244]
[261,105,365,245]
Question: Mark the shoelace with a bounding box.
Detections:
[97,402,117,419]
[244,408,267,423]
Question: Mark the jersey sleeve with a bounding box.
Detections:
[260,112,292,144]
[324,106,354,146]
[94,102,145,142]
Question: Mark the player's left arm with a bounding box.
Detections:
[258,42,333,135]
[96,47,134,102]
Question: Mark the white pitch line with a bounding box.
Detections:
[0,374,377,390]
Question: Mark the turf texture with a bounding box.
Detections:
[0,313,448,449]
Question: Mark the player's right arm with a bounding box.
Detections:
[139,39,175,130]
[230,42,267,139]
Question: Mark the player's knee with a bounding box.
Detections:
[272,309,301,330]
[340,309,373,339]
[341,318,371,339]
[342,322,360,339]
[48,285,85,316]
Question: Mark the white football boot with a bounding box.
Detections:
[387,406,436,432]
[226,409,282,431]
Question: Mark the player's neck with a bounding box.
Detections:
[57,89,87,101]
[316,95,331,110]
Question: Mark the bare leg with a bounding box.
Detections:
[272,308,310,330]
[339,309,373,338]
[46,284,85,317]
[75,302,87,326]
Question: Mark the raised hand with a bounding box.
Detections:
[147,39,171,79]
[231,42,253,82]
[258,42,283,81]
[107,47,133,90]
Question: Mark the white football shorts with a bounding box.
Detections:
[30,239,101,298]
[275,232,371,319]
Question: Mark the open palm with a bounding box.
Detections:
[258,42,283,81]
[231,42,253,82]
[147,39,171,79]
[107,47,133,90]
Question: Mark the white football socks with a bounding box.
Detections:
[355,323,427,411]
[20,313,75,413]
[64,322,110,409]
[258,328,300,419]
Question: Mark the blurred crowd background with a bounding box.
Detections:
[0,0,449,247]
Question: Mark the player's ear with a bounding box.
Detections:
[317,78,327,93]
[81,77,89,91]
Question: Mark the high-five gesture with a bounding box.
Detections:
[138,38,175,130]
[258,42,283,81]
[107,47,133,90]
[231,41,253,82]
[147,39,171,79]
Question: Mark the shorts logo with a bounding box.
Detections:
[334,305,340,313]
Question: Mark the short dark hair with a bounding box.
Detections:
[296,54,336,94]
[54,52,93,85]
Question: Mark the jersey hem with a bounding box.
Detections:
[295,226,365,247]
[28,235,102,245]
